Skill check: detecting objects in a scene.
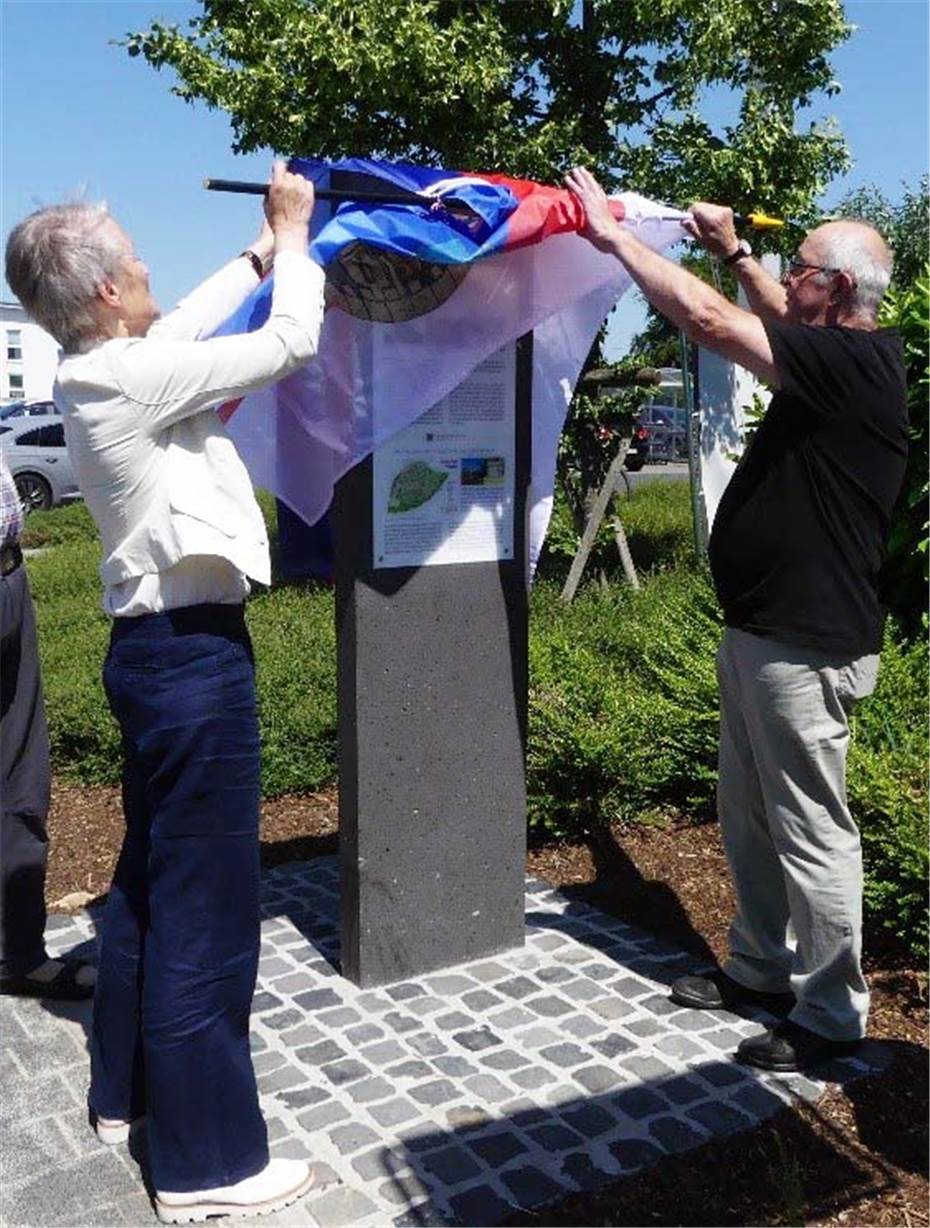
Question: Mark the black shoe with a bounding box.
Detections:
[0,957,96,1001]
[737,1020,861,1072]
[669,969,795,1012]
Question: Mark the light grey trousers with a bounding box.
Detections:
[716,626,878,1041]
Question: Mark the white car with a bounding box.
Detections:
[0,414,80,511]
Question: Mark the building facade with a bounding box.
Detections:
[0,301,60,403]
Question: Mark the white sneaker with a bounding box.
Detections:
[94,1114,142,1145]
[155,1158,314,1224]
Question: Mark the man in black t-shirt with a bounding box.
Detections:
[566,167,907,1073]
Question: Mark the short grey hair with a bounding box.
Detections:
[5,202,127,352]
[814,221,893,318]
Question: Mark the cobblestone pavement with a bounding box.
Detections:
[1,857,887,1227]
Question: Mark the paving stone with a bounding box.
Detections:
[590,1033,636,1060]
[622,1054,675,1080]
[732,1082,788,1119]
[460,989,503,1012]
[434,1010,474,1031]
[672,1009,721,1032]
[385,982,428,1001]
[445,1105,493,1131]
[344,1023,384,1046]
[499,1165,564,1209]
[328,1122,380,1154]
[292,982,343,1011]
[561,1014,606,1040]
[697,1060,750,1088]
[320,1058,370,1086]
[355,992,393,1013]
[419,1144,482,1184]
[251,991,285,1014]
[360,1039,407,1066]
[367,1097,421,1128]
[317,1006,362,1027]
[403,997,446,1018]
[383,1011,421,1035]
[532,933,569,953]
[423,974,476,995]
[487,1006,536,1030]
[640,994,680,1017]
[560,978,603,1002]
[525,995,573,1018]
[465,1129,527,1166]
[385,1059,435,1080]
[527,1121,582,1150]
[463,960,509,983]
[463,1073,513,1103]
[0,1070,74,1125]
[263,1008,305,1031]
[297,1040,346,1067]
[511,1065,557,1090]
[655,1034,703,1060]
[579,963,616,982]
[539,1042,592,1068]
[296,1101,350,1131]
[346,1076,395,1104]
[496,976,538,999]
[281,1023,326,1047]
[704,1027,747,1051]
[306,1185,378,1227]
[272,971,318,994]
[515,1024,563,1049]
[265,1116,289,1142]
[590,996,636,1021]
[504,1101,547,1125]
[612,1086,669,1119]
[407,1033,447,1058]
[480,1048,530,1072]
[257,1064,306,1093]
[573,1064,623,1093]
[649,1114,708,1153]
[253,1050,286,1075]
[270,1134,316,1160]
[408,1079,460,1107]
[560,1103,616,1138]
[392,1204,453,1227]
[452,1026,502,1052]
[609,976,653,999]
[610,1137,664,1170]
[686,1100,754,1136]
[278,1086,331,1111]
[623,1017,668,1039]
[559,1150,616,1190]
[448,1184,517,1225]
[432,1055,476,1077]
[509,951,543,971]
[377,1171,432,1206]
[658,1075,706,1106]
[772,1073,823,1103]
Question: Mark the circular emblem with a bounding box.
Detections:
[325,241,469,324]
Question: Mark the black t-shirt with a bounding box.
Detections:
[708,319,908,656]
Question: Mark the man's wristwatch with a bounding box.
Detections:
[722,239,753,266]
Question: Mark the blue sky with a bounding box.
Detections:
[2,0,927,355]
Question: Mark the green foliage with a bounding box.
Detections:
[878,265,929,637]
[21,500,99,549]
[849,629,929,959]
[539,474,695,581]
[838,177,930,289]
[125,0,850,205]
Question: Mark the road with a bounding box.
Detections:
[625,460,690,491]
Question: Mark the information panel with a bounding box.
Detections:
[372,345,516,569]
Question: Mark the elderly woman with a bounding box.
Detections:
[5,163,323,1222]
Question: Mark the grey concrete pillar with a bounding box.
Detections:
[333,338,532,987]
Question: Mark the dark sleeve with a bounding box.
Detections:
[763,319,856,421]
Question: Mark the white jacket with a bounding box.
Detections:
[56,251,325,612]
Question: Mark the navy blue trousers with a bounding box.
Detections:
[90,605,268,1193]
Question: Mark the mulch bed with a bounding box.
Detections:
[47,780,928,1227]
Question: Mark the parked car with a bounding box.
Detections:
[623,421,651,472]
[0,399,60,421]
[0,414,80,511]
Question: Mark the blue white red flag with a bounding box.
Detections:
[214,158,686,571]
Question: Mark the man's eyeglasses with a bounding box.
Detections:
[784,256,837,280]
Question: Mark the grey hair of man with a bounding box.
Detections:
[5,202,127,353]
[812,218,894,319]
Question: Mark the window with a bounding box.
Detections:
[17,424,65,448]
[6,329,22,361]
[7,374,24,396]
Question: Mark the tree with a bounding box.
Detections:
[837,177,929,288]
[127,0,851,219]
[126,0,854,546]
